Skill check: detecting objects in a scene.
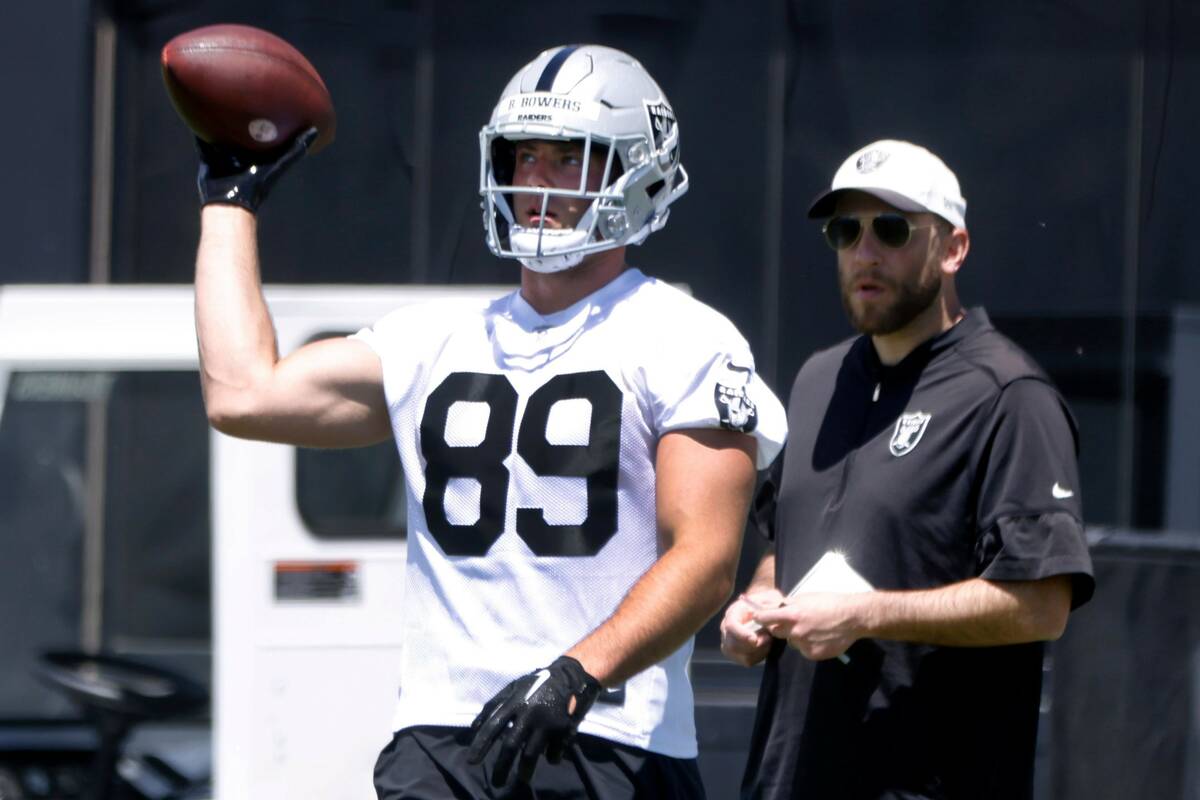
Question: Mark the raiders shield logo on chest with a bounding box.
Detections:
[889,411,931,457]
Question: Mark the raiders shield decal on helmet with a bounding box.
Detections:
[644,100,679,163]
[889,411,931,457]
[715,362,758,433]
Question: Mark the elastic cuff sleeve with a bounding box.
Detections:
[977,512,1095,608]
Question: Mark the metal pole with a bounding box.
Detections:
[81,397,109,653]
[762,0,788,385]
[88,10,116,285]
[81,4,118,651]
[1117,43,1145,528]
[410,0,435,281]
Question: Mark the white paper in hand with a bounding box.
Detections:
[745,551,873,642]
[784,551,873,598]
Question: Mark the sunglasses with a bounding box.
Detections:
[822,214,940,251]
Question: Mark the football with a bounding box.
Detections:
[161,24,335,154]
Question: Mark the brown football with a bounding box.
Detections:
[161,24,335,154]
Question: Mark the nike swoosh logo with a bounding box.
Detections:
[1052,482,1074,499]
[523,669,552,701]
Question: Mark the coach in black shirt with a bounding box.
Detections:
[720,139,1094,800]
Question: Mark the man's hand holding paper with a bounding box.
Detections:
[750,552,874,662]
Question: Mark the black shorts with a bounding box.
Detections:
[373,725,705,800]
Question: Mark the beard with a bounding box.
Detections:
[840,264,942,336]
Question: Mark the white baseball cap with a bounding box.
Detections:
[807,139,967,230]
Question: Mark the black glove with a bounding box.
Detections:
[466,655,602,786]
[195,127,317,212]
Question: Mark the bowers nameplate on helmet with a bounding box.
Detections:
[161,24,336,154]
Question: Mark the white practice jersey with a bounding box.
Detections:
[354,268,786,757]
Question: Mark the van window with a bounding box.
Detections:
[292,331,407,540]
[0,370,210,718]
[295,441,407,539]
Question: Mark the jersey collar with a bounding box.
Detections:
[507,267,647,333]
[488,268,649,371]
[859,306,993,382]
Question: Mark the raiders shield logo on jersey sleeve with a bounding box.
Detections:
[714,362,758,433]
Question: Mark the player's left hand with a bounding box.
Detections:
[466,655,602,786]
[752,592,867,661]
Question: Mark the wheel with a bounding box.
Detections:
[35,652,206,722]
[34,652,208,800]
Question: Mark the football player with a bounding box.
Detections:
[191,44,786,798]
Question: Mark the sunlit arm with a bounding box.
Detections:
[754,574,1074,662]
[194,204,390,447]
[566,428,757,686]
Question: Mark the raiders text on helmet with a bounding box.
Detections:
[480,45,689,273]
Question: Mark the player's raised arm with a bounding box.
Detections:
[165,26,389,448]
[192,134,390,449]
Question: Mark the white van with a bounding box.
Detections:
[0,283,507,799]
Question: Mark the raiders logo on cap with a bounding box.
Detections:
[856,149,890,173]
